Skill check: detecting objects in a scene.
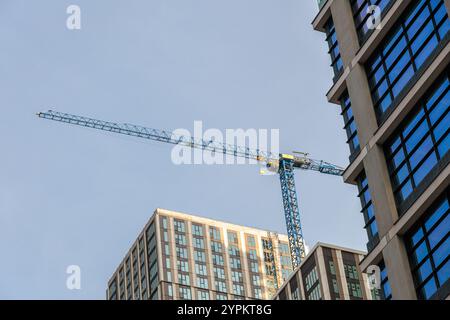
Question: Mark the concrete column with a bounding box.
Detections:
[363,146,399,238]
[186,221,196,299]
[239,231,252,298]
[330,0,360,67]
[168,217,179,299]
[298,271,306,300]
[346,65,379,146]
[222,226,234,297]
[154,215,164,300]
[316,247,331,300]
[205,224,216,299]
[335,250,350,300]
[445,0,450,16]
[383,235,417,300]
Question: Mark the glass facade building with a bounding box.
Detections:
[340,92,360,157]
[351,0,394,43]
[405,189,449,299]
[366,0,450,119]
[385,71,450,207]
[314,0,449,300]
[325,17,344,79]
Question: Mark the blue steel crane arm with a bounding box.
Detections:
[37,110,345,176]
[37,110,345,270]
[36,110,279,164]
[296,158,344,176]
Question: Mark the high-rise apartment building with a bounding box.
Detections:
[313,0,449,299]
[273,243,375,300]
[106,209,293,300]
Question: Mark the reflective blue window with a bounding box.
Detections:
[351,0,394,42]
[379,260,392,300]
[366,0,450,119]
[357,172,379,251]
[385,72,450,205]
[405,189,450,299]
[324,18,344,79]
[340,92,360,156]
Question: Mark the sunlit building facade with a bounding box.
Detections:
[313,0,449,299]
[106,209,293,300]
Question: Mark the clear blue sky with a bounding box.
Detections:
[0,0,366,299]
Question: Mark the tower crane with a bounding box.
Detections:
[37,110,344,269]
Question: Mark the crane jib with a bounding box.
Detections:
[37,110,344,267]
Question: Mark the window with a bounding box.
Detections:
[405,190,449,299]
[216,293,228,300]
[324,17,344,78]
[233,284,245,296]
[279,242,290,255]
[212,254,224,266]
[366,0,450,119]
[305,267,319,291]
[385,72,450,206]
[197,277,209,289]
[332,279,339,294]
[210,227,221,241]
[214,267,226,280]
[252,274,261,286]
[379,260,392,300]
[230,257,242,269]
[357,172,379,250]
[280,256,291,267]
[175,233,186,246]
[179,286,191,300]
[161,216,168,230]
[177,260,189,273]
[211,241,223,253]
[248,249,258,260]
[173,219,186,233]
[340,92,360,155]
[229,245,240,256]
[262,239,273,250]
[329,261,336,275]
[232,271,243,283]
[215,280,227,293]
[250,262,259,273]
[176,247,188,259]
[344,264,360,280]
[253,288,262,299]
[109,280,117,300]
[351,0,394,42]
[281,269,291,281]
[348,283,363,298]
[192,224,203,237]
[195,263,207,276]
[307,285,322,300]
[178,273,190,286]
[194,250,206,263]
[227,231,238,244]
[197,290,209,300]
[247,235,256,247]
[290,277,300,300]
[193,237,205,249]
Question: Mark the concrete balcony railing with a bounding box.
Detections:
[317,0,328,10]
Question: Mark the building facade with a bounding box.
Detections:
[273,243,375,300]
[106,209,293,300]
[313,0,449,299]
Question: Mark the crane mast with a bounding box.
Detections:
[37,110,344,269]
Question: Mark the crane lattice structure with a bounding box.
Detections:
[37,110,344,269]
